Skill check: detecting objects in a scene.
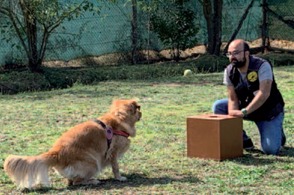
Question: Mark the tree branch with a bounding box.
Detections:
[47,1,88,34]
[223,0,255,54]
[7,10,29,56]
[266,6,294,29]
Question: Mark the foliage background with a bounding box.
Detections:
[1,0,294,65]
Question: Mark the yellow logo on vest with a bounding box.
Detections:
[247,71,258,82]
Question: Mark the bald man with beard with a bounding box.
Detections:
[212,39,286,155]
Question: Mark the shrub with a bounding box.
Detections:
[42,68,74,88]
[192,54,229,72]
[3,52,291,95]
[255,53,294,66]
[149,0,199,61]
[0,70,50,94]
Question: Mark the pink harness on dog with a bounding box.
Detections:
[92,119,129,149]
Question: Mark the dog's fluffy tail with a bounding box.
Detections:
[4,154,54,189]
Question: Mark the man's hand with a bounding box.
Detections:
[229,109,244,117]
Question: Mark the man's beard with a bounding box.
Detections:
[231,57,246,68]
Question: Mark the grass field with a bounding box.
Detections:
[0,66,293,194]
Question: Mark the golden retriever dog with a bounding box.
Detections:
[4,99,141,189]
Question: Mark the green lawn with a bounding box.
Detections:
[0,66,293,194]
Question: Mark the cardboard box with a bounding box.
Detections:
[187,114,243,160]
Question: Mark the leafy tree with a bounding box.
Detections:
[146,0,199,61]
[0,0,99,72]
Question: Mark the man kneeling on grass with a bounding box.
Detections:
[212,39,286,155]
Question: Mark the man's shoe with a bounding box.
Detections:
[243,138,254,150]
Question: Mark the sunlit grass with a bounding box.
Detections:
[0,66,293,194]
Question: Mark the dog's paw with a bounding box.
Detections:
[116,176,127,182]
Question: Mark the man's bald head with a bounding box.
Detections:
[229,39,250,52]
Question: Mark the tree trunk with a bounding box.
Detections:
[131,0,138,64]
[261,0,270,53]
[20,0,42,72]
[27,17,41,72]
[213,0,222,56]
[203,0,223,56]
[203,0,213,54]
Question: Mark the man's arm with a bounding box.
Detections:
[227,85,242,116]
[228,80,272,117]
[245,62,273,115]
[245,79,272,115]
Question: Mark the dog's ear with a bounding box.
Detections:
[111,99,140,115]
[128,100,140,114]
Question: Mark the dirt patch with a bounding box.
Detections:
[42,45,206,68]
[42,39,294,68]
[249,38,294,49]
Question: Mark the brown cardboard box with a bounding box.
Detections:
[187,114,243,160]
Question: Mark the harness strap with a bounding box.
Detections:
[113,129,129,138]
[92,119,113,149]
[92,119,130,148]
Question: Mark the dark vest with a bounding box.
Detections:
[227,56,284,121]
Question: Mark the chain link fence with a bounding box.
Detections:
[266,0,294,50]
[0,0,294,66]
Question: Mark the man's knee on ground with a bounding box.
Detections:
[261,144,280,155]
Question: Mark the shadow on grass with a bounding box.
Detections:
[21,173,201,194]
[232,146,294,166]
[280,146,294,157]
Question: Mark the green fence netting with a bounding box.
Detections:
[0,0,293,65]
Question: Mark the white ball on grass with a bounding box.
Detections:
[183,69,193,77]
